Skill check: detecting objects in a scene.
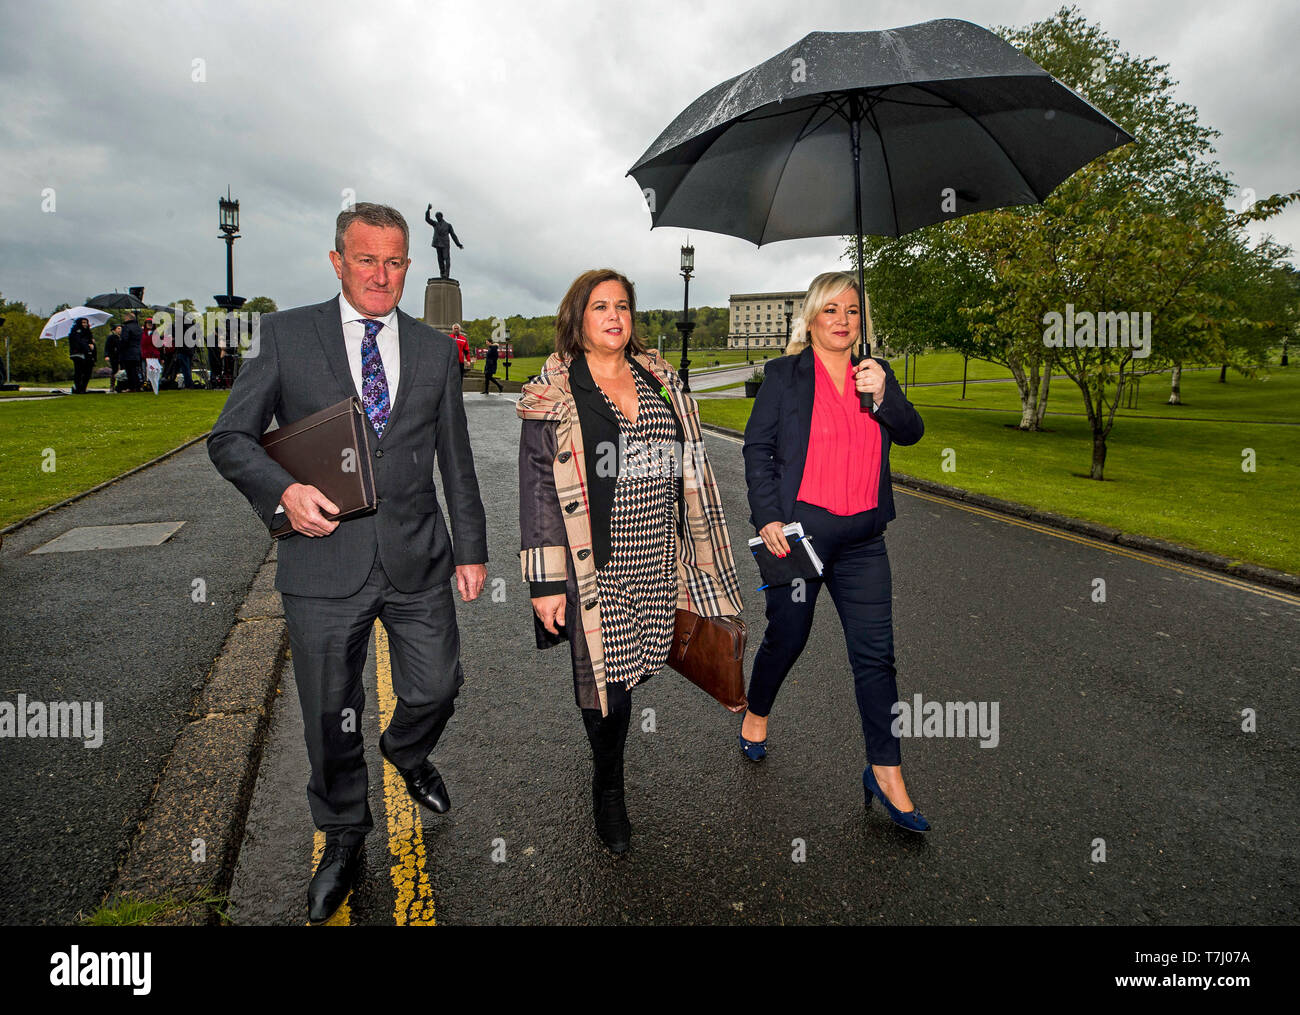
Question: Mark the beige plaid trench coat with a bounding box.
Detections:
[517,349,744,716]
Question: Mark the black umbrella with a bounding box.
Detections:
[85,292,150,311]
[628,18,1134,388]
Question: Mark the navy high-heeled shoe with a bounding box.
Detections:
[738,732,767,762]
[863,766,930,832]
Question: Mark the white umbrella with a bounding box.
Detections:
[41,306,112,341]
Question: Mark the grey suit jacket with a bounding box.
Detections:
[207,297,488,598]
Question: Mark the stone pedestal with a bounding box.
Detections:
[423,278,462,332]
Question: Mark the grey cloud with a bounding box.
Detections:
[1,0,1294,322]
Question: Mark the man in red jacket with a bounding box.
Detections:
[450,324,470,378]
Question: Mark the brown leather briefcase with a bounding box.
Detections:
[667,609,748,712]
[260,397,378,539]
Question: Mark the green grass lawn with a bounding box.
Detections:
[904,361,1299,423]
[884,350,1014,384]
[0,391,229,527]
[698,364,1300,574]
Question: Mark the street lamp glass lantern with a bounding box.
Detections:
[784,298,793,315]
[219,195,240,233]
[680,244,694,273]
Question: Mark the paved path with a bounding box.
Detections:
[693,361,773,397]
[228,392,1299,925]
[0,443,269,924]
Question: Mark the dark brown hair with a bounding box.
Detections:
[554,268,647,359]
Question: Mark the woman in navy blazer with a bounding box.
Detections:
[741,271,930,831]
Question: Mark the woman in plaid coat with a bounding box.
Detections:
[518,268,743,854]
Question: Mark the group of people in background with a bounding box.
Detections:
[70,311,505,397]
[64,311,238,394]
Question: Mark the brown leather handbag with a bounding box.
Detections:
[667,609,748,712]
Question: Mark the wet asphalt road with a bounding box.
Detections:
[230,392,1298,926]
[0,442,269,924]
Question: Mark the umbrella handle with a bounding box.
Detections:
[854,278,873,411]
[850,109,875,412]
[857,335,874,412]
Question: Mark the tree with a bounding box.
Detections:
[961,184,1294,478]
[1205,233,1296,385]
[849,5,1297,478]
[0,296,74,382]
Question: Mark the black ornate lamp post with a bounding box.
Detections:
[215,187,246,385]
[676,242,695,392]
[784,298,793,349]
[215,187,244,312]
[503,326,511,383]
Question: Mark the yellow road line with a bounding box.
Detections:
[704,430,1300,607]
[309,830,352,926]
[374,620,437,926]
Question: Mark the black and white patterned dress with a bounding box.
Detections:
[597,368,679,690]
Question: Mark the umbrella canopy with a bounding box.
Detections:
[628,18,1134,244]
[85,292,150,311]
[40,306,112,341]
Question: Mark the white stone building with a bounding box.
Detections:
[727,291,806,351]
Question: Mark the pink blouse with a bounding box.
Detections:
[795,353,881,515]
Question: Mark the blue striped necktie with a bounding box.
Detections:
[360,318,390,438]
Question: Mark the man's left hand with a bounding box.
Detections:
[455,563,487,602]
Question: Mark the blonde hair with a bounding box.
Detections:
[788,271,875,355]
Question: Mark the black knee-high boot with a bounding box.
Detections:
[581,693,632,853]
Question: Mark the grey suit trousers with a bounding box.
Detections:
[281,555,464,845]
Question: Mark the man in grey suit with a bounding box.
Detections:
[208,203,487,923]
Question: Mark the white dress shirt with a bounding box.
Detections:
[339,293,400,409]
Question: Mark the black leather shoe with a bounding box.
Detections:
[307,842,363,924]
[594,788,631,854]
[379,737,451,814]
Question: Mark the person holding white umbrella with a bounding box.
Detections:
[40,306,111,393]
[67,319,96,393]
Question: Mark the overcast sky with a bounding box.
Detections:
[2,0,1295,322]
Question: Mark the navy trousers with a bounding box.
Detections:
[746,500,902,766]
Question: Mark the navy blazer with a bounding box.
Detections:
[742,346,924,532]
